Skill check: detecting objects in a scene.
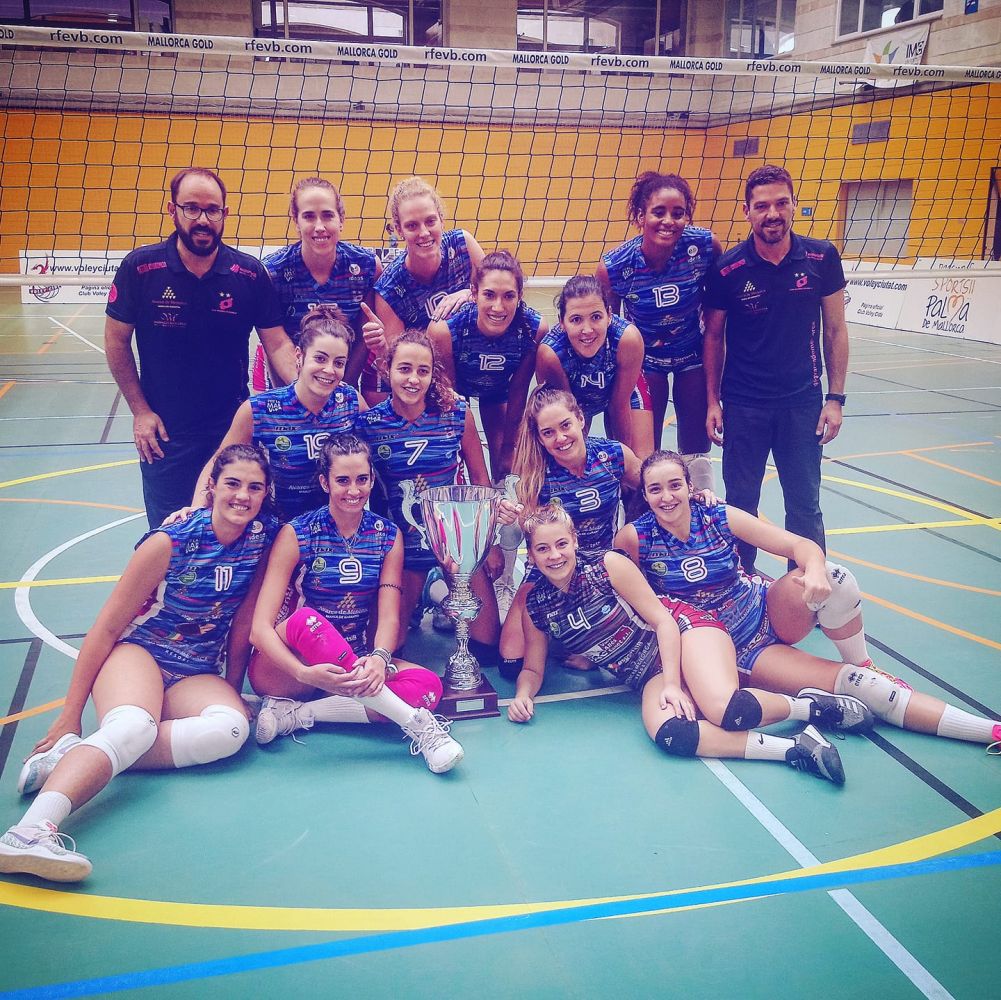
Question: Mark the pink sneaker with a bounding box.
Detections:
[988,723,1001,756]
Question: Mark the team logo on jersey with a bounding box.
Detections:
[349,263,361,275]
[217,292,234,311]
[448,247,456,260]
[275,435,292,452]
[375,519,385,531]
[311,556,327,573]
[179,569,197,585]
[548,621,561,636]
[214,565,233,592]
[597,451,609,462]
[378,445,392,459]
[793,272,809,290]
[162,287,176,300]
[266,398,282,413]
[688,244,699,257]
[550,497,563,507]
[743,281,756,293]
[651,560,668,576]
[334,391,344,404]
[250,520,263,534]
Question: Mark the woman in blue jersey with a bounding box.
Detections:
[615,451,1001,750]
[498,385,642,676]
[428,250,545,481]
[535,274,653,458]
[363,177,485,405]
[253,176,384,390]
[190,304,365,523]
[354,330,510,653]
[597,172,721,489]
[506,504,848,785]
[248,434,464,773]
[1,445,277,883]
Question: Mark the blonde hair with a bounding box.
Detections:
[512,385,585,509]
[521,501,577,545]
[388,176,446,232]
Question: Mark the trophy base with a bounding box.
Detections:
[438,678,500,720]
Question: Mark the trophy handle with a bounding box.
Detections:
[400,479,429,550]
[495,473,521,544]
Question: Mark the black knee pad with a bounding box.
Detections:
[654,717,700,757]
[499,657,523,681]
[721,689,763,731]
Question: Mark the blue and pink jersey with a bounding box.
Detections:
[632,504,768,660]
[601,228,716,373]
[264,240,379,343]
[121,510,278,675]
[249,381,361,522]
[354,398,467,569]
[288,507,398,651]
[374,229,473,331]
[447,301,541,403]
[540,436,624,551]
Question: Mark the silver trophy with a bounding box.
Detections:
[401,481,510,718]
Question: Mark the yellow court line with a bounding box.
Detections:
[0,380,15,401]
[905,450,1001,488]
[827,518,999,536]
[834,441,992,461]
[827,547,1001,597]
[0,698,66,726]
[0,806,996,932]
[821,472,1000,526]
[0,458,137,490]
[0,575,120,591]
[0,497,142,513]
[861,590,1001,651]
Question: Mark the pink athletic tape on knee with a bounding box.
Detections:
[285,608,356,669]
[386,668,443,711]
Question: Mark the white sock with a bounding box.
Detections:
[21,790,72,828]
[829,628,869,665]
[782,695,812,722]
[936,704,998,744]
[307,696,370,725]
[357,687,416,727]
[743,731,794,762]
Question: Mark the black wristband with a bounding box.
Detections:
[825,393,846,406]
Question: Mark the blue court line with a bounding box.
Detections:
[4,850,999,1000]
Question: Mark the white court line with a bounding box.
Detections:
[854,336,1001,366]
[48,317,105,354]
[703,759,952,1000]
[14,513,144,660]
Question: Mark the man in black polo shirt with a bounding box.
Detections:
[703,164,848,574]
[106,167,297,528]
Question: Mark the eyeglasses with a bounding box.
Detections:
[176,203,225,222]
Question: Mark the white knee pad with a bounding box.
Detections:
[810,563,862,630]
[835,664,911,727]
[682,454,714,493]
[81,704,158,777]
[170,704,249,769]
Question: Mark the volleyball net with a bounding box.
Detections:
[2,23,1000,306]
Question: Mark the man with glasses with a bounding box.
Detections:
[105,167,297,527]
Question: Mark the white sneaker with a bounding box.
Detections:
[401,708,464,773]
[0,821,92,882]
[255,697,315,745]
[17,733,83,795]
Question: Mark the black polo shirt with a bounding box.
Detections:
[704,232,846,408]
[106,234,283,437]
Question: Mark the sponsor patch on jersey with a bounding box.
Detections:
[378,445,391,459]
[275,435,292,452]
[311,557,327,572]
[266,398,282,413]
[651,560,668,576]
[185,540,199,554]
[179,569,197,585]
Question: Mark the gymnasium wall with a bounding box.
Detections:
[1,81,998,276]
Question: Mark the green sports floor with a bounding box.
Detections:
[0,287,998,999]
